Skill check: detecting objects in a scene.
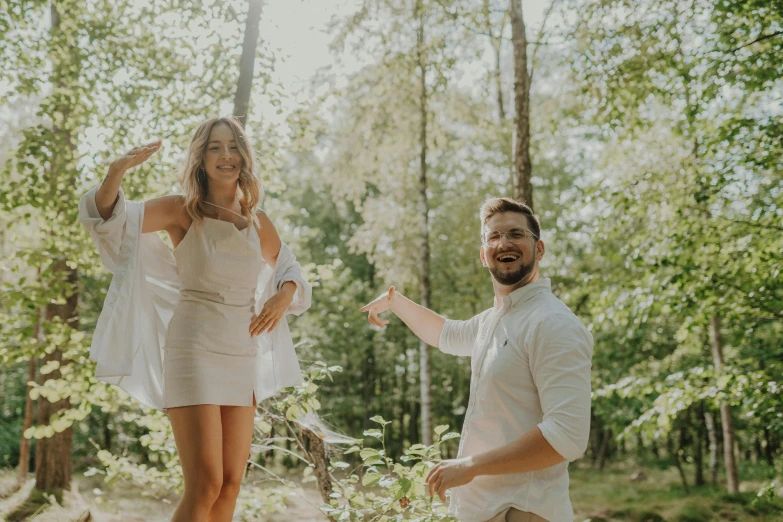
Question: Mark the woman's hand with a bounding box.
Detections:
[97,139,163,219]
[109,139,163,175]
[249,282,296,336]
[359,286,395,329]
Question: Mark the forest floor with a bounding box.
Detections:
[1,463,781,521]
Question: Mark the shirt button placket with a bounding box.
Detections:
[459,310,502,457]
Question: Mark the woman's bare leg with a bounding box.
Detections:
[206,400,256,522]
[169,405,224,522]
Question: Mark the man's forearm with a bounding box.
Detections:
[469,426,565,477]
[390,292,446,347]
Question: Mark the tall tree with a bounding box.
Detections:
[1,0,246,506]
[509,0,533,208]
[567,0,782,486]
[233,0,264,127]
[31,1,82,494]
[710,316,739,492]
[414,0,434,446]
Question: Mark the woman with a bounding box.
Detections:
[79,117,311,522]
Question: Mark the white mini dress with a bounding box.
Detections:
[163,216,264,411]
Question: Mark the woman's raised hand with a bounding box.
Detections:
[359,286,395,329]
[109,139,162,174]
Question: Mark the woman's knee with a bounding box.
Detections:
[186,472,224,503]
[219,472,243,497]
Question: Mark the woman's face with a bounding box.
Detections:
[202,123,243,183]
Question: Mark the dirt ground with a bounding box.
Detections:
[0,469,328,522]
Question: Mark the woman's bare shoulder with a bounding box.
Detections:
[142,195,190,233]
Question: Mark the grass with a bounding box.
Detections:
[570,463,783,522]
[4,488,61,522]
[1,464,781,521]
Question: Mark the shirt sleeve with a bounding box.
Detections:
[529,314,593,462]
[437,312,484,357]
[78,184,129,274]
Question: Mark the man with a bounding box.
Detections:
[360,197,593,522]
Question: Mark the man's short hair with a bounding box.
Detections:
[479,197,541,240]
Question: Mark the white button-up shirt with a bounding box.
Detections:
[437,278,593,522]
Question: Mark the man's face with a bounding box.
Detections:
[480,212,543,287]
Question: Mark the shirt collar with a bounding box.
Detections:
[495,278,552,310]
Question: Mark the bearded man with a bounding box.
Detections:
[361,197,593,522]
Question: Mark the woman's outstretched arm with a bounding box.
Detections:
[96,140,162,220]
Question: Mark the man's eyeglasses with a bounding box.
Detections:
[482,228,538,248]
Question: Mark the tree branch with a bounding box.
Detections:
[729,31,783,54]
[715,215,783,232]
[529,0,561,85]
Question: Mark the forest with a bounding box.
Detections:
[0,0,781,520]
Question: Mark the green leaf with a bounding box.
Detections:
[361,472,382,486]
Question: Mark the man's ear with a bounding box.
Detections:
[536,240,545,261]
[480,245,488,267]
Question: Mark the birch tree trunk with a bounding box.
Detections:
[704,409,719,485]
[415,0,433,446]
[710,315,739,493]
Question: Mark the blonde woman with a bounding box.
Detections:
[79,117,311,522]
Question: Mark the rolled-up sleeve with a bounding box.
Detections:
[78,185,128,273]
[437,312,486,357]
[274,244,312,317]
[529,314,593,462]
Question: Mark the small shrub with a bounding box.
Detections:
[637,511,666,522]
[718,492,753,506]
[676,501,712,522]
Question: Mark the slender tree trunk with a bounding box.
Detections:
[509,0,533,209]
[694,405,705,486]
[704,409,719,485]
[651,438,660,459]
[415,0,433,446]
[763,428,774,466]
[671,430,690,495]
[17,356,38,487]
[710,315,739,493]
[589,413,601,466]
[18,305,43,487]
[483,1,513,192]
[597,428,611,470]
[486,0,505,123]
[233,0,264,127]
[411,395,421,445]
[400,352,408,448]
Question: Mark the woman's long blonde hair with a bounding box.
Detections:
[179,117,262,226]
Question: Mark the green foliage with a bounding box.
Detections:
[675,501,713,522]
[561,0,783,459]
[324,416,459,521]
[2,0,782,515]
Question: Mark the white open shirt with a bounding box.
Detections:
[438,278,593,522]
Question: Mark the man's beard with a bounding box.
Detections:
[488,254,536,286]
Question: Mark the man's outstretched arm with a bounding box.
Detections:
[360,286,445,347]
